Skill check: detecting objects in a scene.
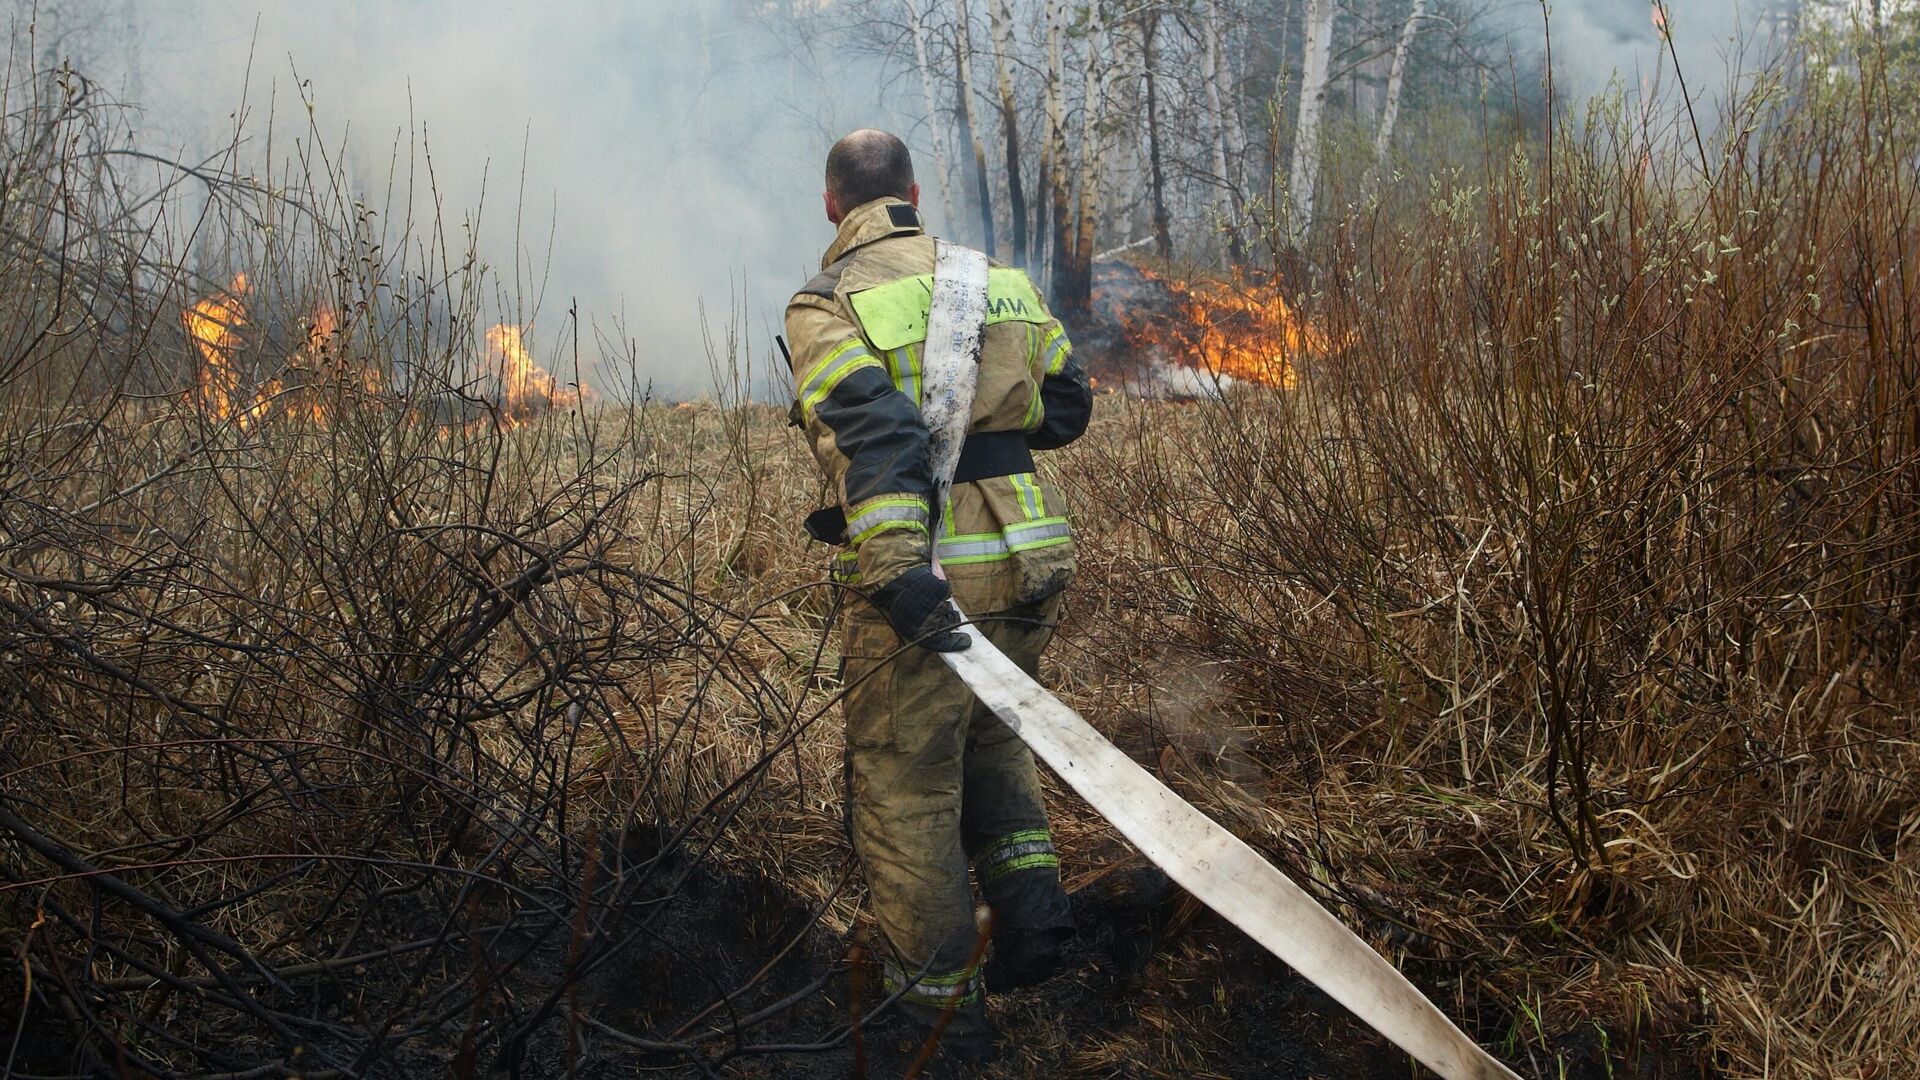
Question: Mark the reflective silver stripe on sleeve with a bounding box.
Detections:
[1041,330,1071,375]
[845,498,929,543]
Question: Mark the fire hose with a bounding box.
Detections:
[915,239,1522,1080]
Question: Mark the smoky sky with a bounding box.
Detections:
[1487,0,1796,100]
[15,1,1810,395]
[22,0,916,397]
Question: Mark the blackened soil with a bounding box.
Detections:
[551,860,1697,1079]
[2,841,1701,1079]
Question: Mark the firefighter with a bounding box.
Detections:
[783,129,1094,1062]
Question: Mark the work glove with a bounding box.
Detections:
[870,566,971,653]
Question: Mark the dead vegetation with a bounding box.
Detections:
[2,23,1917,1080]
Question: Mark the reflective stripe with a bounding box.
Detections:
[839,518,1070,579]
[830,551,861,584]
[900,343,923,405]
[1023,326,1045,430]
[990,851,1062,878]
[883,963,980,1008]
[1008,473,1046,521]
[938,517,1071,566]
[846,495,929,544]
[883,343,924,407]
[798,338,881,419]
[978,829,1060,881]
[1040,325,1071,375]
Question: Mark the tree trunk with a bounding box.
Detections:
[904,0,959,231]
[1366,0,1425,189]
[1263,0,1298,259]
[1062,0,1108,317]
[1035,146,1053,273]
[1204,1,1246,265]
[953,0,997,256]
[988,0,1028,268]
[1045,0,1072,306]
[1287,0,1336,251]
[1142,10,1171,262]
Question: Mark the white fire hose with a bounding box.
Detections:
[916,239,1521,1080]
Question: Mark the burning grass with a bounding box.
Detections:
[1095,262,1329,390]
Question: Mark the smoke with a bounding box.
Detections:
[1483,0,1797,103]
[15,0,918,397]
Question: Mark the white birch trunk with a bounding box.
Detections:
[1367,0,1426,186]
[905,0,959,231]
[1221,6,1251,189]
[988,0,1027,265]
[1204,1,1240,262]
[953,0,998,254]
[1044,0,1070,287]
[1073,0,1110,273]
[1287,0,1337,250]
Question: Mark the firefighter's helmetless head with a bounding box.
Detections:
[823,129,921,225]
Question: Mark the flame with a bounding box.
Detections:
[184,273,250,420]
[184,273,388,427]
[292,305,381,421]
[181,281,583,432]
[485,324,582,425]
[1115,267,1334,389]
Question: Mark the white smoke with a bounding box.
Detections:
[1145,361,1234,400]
[1484,0,1798,103]
[12,0,921,397]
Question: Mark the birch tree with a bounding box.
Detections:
[952,0,997,255]
[1366,0,1426,189]
[1044,0,1072,300]
[904,0,959,230]
[1204,0,1246,264]
[1287,0,1337,250]
[988,0,1028,267]
[1060,0,1110,316]
[1141,8,1172,261]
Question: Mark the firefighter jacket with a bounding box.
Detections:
[785,197,1093,612]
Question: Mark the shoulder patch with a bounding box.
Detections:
[888,203,922,230]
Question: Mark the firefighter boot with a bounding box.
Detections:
[900,997,999,1065]
[983,924,1073,992]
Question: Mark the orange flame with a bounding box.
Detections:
[184,273,250,420]
[182,281,581,431]
[1119,268,1335,389]
[184,273,387,427]
[485,324,582,425]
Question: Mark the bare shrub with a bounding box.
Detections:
[1066,30,1918,1079]
[0,54,866,1078]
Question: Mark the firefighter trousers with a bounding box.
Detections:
[841,590,1074,1017]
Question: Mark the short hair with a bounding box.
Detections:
[825,130,915,209]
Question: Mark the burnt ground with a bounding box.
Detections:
[552,852,1685,1080]
[2,837,1692,1080]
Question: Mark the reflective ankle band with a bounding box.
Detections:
[979,830,1060,881]
[883,962,980,1008]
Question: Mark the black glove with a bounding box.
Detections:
[871,566,971,653]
